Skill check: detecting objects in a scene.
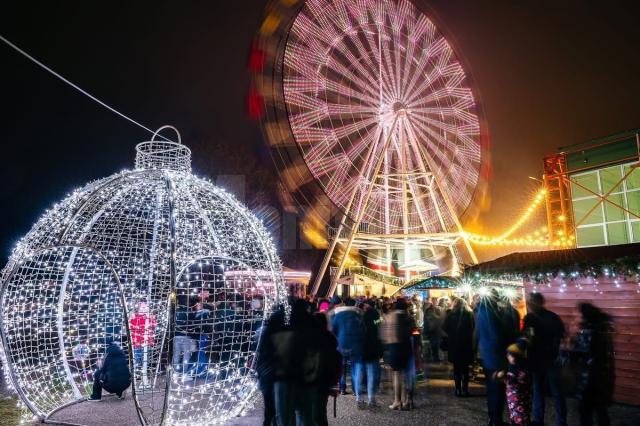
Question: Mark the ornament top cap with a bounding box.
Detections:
[135,125,191,172]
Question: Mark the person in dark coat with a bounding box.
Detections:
[422,299,443,362]
[523,292,567,426]
[571,303,614,426]
[476,289,521,426]
[256,306,286,426]
[443,298,475,397]
[362,300,383,406]
[312,312,341,426]
[88,342,131,401]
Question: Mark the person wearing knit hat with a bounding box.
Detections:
[495,337,532,425]
[507,338,528,359]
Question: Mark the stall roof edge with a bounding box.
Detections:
[465,243,640,274]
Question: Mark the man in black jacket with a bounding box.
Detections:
[523,292,567,426]
[88,342,132,401]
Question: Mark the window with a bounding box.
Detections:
[571,162,640,247]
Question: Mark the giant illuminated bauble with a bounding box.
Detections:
[0,127,286,425]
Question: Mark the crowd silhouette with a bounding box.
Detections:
[254,290,615,426]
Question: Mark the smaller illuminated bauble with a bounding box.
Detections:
[0,126,286,425]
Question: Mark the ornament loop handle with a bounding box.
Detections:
[152,125,182,145]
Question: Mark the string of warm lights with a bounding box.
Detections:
[462,188,575,247]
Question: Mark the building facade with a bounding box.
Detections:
[544,129,640,248]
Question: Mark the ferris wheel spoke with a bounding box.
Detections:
[325,55,385,101]
[402,37,450,101]
[379,34,401,100]
[405,119,462,178]
[322,78,381,106]
[401,15,437,94]
[410,106,479,128]
[358,28,397,103]
[345,28,395,102]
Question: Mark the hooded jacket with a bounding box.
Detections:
[331,306,365,360]
[99,343,131,392]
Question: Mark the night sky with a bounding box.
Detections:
[1,1,640,264]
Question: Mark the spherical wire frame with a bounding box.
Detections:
[0,131,286,425]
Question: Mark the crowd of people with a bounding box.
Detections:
[83,288,615,426]
[256,290,615,426]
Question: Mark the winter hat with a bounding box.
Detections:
[507,338,529,358]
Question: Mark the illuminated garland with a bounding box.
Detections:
[0,136,287,425]
[467,259,640,295]
[463,189,575,248]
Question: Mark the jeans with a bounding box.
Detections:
[190,334,210,375]
[274,381,315,426]
[172,335,195,372]
[532,367,567,426]
[339,350,363,397]
[484,368,506,425]
[133,347,144,368]
[363,361,380,403]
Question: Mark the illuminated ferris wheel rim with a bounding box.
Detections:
[280,0,488,233]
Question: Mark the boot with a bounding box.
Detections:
[462,380,470,397]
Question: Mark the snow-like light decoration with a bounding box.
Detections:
[282,0,484,234]
[0,127,286,425]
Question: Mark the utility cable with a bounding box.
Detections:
[0,33,174,142]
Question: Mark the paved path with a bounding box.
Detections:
[45,363,640,425]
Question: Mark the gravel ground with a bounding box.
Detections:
[43,363,640,425]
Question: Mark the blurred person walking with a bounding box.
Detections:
[571,303,614,426]
[381,298,414,410]
[312,312,341,425]
[423,298,443,362]
[332,297,365,403]
[443,297,475,397]
[477,289,520,426]
[523,293,567,426]
[256,305,286,426]
[362,300,383,407]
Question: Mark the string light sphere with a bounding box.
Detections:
[0,127,286,425]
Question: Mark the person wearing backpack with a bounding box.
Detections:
[523,292,567,426]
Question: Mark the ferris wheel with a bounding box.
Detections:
[255,0,488,296]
